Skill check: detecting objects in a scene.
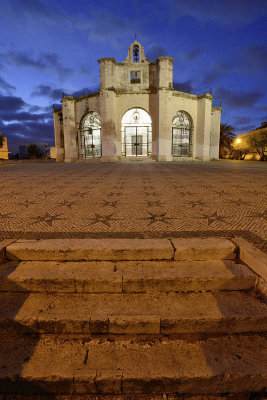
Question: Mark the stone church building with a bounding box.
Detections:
[53,41,221,162]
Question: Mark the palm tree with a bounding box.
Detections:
[219,123,235,158]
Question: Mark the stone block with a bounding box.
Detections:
[5,239,174,261]
[109,315,160,334]
[232,236,267,282]
[95,369,123,394]
[171,238,237,260]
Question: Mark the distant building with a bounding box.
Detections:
[19,143,50,159]
[235,122,267,160]
[53,41,221,162]
[0,134,9,159]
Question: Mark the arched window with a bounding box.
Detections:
[172,111,193,157]
[80,112,101,158]
[133,45,139,62]
[121,108,152,157]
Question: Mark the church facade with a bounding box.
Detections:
[53,41,221,162]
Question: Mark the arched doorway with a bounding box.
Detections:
[121,108,152,157]
[80,112,101,158]
[172,111,193,157]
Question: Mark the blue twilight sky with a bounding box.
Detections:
[0,0,267,153]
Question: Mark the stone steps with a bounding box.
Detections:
[1,291,266,335]
[0,237,266,396]
[0,333,266,395]
[5,238,237,261]
[0,259,256,293]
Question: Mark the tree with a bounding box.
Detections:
[219,123,235,158]
[247,131,267,161]
[27,144,40,158]
[232,138,250,160]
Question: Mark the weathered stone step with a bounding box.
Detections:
[1,291,266,335]
[5,238,237,261]
[0,333,266,394]
[0,260,256,293]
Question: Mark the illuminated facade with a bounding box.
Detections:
[0,134,9,160]
[53,41,221,162]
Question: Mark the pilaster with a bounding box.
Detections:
[62,97,78,162]
[100,90,118,162]
[196,94,212,161]
[156,89,172,161]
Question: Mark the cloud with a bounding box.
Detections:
[2,51,73,78]
[0,119,54,151]
[31,84,99,100]
[0,76,16,95]
[31,84,64,101]
[71,87,99,97]
[0,111,52,122]
[0,95,26,112]
[172,0,267,25]
[146,45,169,61]
[215,88,265,108]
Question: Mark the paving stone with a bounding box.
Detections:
[171,238,237,261]
[0,162,266,255]
[5,239,174,261]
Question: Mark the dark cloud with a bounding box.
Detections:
[215,88,265,108]
[31,84,99,100]
[0,76,16,94]
[0,119,54,151]
[31,84,64,100]
[2,51,73,78]
[172,0,267,25]
[146,45,169,61]
[28,105,43,112]
[71,87,99,97]
[0,95,26,112]
[0,111,52,122]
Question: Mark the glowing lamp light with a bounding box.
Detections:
[236,139,241,144]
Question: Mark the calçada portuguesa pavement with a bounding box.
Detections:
[0,160,266,253]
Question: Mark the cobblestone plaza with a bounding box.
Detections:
[0,160,266,253]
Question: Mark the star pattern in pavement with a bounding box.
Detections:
[88,213,117,227]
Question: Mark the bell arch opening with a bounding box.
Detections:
[79,112,102,159]
[121,108,152,157]
[172,111,193,157]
